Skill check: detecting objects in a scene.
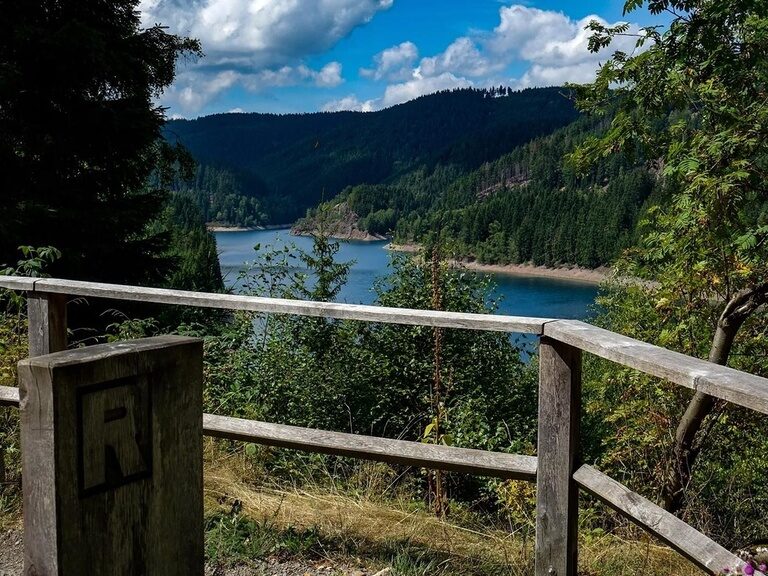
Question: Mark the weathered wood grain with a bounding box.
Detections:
[574,464,744,575]
[3,277,768,415]
[19,336,204,576]
[535,337,581,576]
[203,413,538,481]
[544,320,768,415]
[0,386,19,407]
[13,278,552,334]
[0,276,37,291]
[27,292,67,356]
[0,384,20,487]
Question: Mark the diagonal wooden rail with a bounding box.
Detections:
[1,276,766,575]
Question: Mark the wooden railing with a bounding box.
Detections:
[2,277,767,576]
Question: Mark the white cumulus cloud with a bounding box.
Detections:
[166,62,343,114]
[321,95,377,112]
[141,0,391,113]
[358,5,645,109]
[360,41,419,81]
[382,72,472,108]
[141,0,392,67]
[149,1,646,113]
[486,5,643,87]
[419,37,499,78]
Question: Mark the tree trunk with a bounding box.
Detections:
[663,283,768,513]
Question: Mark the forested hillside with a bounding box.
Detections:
[303,114,656,268]
[169,87,656,269]
[165,87,579,223]
[171,165,268,228]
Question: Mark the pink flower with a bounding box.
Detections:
[744,564,755,576]
[759,564,767,573]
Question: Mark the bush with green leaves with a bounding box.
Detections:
[583,277,768,547]
[201,238,536,511]
[0,246,62,518]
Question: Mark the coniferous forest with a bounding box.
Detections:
[167,88,656,270]
[165,87,580,222]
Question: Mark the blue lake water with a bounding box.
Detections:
[215,229,600,322]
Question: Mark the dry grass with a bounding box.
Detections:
[203,441,705,576]
[0,437,709,576]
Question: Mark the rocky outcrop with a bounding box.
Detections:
[291,202,388,242]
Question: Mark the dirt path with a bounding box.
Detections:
[0,530,22,576]
[0,530,383,576]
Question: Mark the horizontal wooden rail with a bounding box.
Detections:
[2,277,766,574]
[204,413,537,480]
[0,277,551,334]
[0,385,19,407]
[574,465,745,575]
[2,277,767,415]
[0,388,535,480]
[545,320,768,415]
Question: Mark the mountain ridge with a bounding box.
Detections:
[164,86,580,223]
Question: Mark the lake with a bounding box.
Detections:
[215,229,599,322]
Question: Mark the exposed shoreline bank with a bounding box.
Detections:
[387,243,609,285]
[207,224,290,233]
[291,229,388,242]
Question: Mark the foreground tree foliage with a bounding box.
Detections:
[202,239,536,509]
[0,1,201,284]
[573,0,768,519]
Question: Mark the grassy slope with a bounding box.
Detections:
[203,443,703,576]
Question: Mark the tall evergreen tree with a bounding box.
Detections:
[0,1,201,283]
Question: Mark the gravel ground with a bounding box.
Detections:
[0,530,387,576]
[0,530,22,576]
[206,560,386,576]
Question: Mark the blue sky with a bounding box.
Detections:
[139,0,664,117]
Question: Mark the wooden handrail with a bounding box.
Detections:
[0,387,536,481]
[2,277,766,412]
[575,464,739,574]
[0,277,552,334]
[1,277,763,575]
[203,413,537,480]
[0,385,18,407]
[544,320,768,414]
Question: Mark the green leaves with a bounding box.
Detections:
[575,0,768,542]
[1,246,61,278]
[736,225,768,252]
[623,0,645,14]
[575,0,768,299]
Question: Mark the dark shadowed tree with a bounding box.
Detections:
[0,1,201,283]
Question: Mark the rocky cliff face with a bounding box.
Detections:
[291,202,388,242]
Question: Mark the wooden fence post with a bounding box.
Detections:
[27,292,68,357]
[535,336,582,576]
[18,336,204,576]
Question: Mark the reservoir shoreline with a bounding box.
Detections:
[212,227,607,285]
[215,228,599,319]
[387,243,608,285]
